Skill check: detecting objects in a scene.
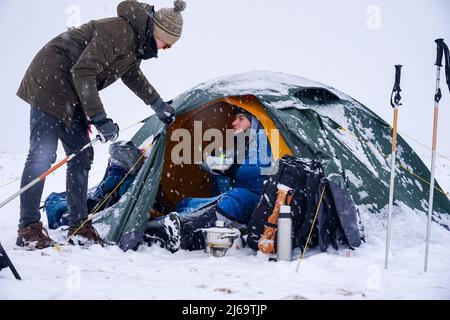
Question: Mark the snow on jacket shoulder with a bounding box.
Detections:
[17,1,160,126]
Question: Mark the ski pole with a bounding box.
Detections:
[0,119,148,191]
[385,65,402,270]
[425,39,449,272]
[0,137,100,210]
[0,116,149,209]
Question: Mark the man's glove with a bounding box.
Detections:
[90,112,119,143]
[150,97,175,125]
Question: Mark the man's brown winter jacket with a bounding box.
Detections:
[17,1,160,126]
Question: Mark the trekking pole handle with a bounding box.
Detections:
[394,65,402,92]
[442,41,450,92]
[435,38,444,67]
[390,65,402,108]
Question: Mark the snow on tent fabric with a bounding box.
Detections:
[92,71,450,252]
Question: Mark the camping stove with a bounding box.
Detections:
[202,221,240,257]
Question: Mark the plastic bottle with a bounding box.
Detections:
[277,205,292,261]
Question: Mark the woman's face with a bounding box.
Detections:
[232,113,251,134]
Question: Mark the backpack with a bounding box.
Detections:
[43,141,144,229]
[247,155,361,254]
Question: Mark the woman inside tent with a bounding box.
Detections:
[144,108,273,252]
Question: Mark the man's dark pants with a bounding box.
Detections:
[18,106,94,229]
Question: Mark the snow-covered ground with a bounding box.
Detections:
[0,141,449,300]
[0,0,449,301]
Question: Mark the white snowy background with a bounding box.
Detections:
[0,0,450,299]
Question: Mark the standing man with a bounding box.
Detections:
[16,0,186,249]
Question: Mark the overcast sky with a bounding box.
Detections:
[0,0,449,164]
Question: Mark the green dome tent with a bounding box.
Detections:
[94,71,450,251]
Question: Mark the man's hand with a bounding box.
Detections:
[90,112,119,143]
[150,97,175,125]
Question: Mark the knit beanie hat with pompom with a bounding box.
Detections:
[153,0,186,45]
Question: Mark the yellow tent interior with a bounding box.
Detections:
[156,95,292,216]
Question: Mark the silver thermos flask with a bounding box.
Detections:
[277,205,292,261]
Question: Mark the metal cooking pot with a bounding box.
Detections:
[202,225,240,257]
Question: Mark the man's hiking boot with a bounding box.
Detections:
[67,220,105,246]
[144,212,181,253]
[16,221,54,250]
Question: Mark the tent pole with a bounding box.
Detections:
[385,65,402,270]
